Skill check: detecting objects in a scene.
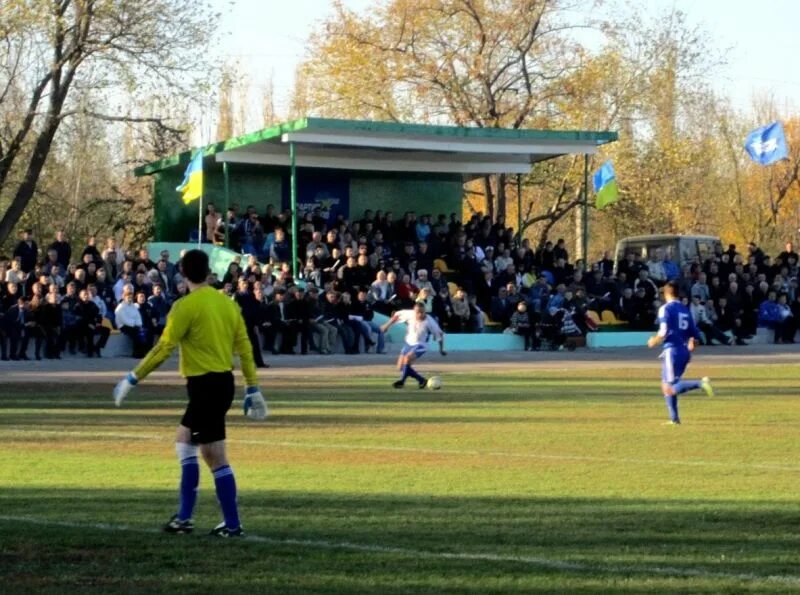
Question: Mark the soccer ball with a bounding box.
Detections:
[427,376,442,390]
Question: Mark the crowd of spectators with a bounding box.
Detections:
[2,206,800,362]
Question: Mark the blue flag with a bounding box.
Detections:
[744,122,788,166]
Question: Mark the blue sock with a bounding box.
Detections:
[664,395,679,422]
[176,443,199,521]
[405,364,425,384]
[400,364,410,383]
[213,465,240,529]
[674,380,701,395]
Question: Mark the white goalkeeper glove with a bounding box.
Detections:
[113,372,138,407]
[243,386,268,420]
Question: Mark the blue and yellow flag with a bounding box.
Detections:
[593,160,619,210]
[176,151,203,204]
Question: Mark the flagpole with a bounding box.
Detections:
[198,154,203,247]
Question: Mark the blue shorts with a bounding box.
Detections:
[660,346,690,384]
[401,343,427,358]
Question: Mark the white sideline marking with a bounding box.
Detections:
[4,428,800,472]
[0,514,798,585]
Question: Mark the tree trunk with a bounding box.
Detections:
[483,176,495,220]
[0,105,66,246]
[574,206,584,261]
[496,174,507,222]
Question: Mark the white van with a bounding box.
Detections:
[614,234,722,272]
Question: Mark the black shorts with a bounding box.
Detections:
[181,371,235,444]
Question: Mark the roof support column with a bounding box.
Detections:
[289,141,298,279]
[223,161,230,249]
[516,174,523,243]
[581,153,589,265]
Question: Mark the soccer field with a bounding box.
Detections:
[1,351,799,593]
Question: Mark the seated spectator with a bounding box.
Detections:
[395,273,417,308]
[633,269,658,303]
[270,228,291,264]
[264,288,297,355]
[759,292,794,343]
[306,287,337,354]
[350,288,385,354]
[114,287,148,357]
[690,295,731,345]
[450,287,471,332]
[75,288,110,358]
[715,295,748,345]
[323,290,356,354]
[691,272,710,302]
[490,287,513,326]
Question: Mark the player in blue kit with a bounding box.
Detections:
[647,281,714,424]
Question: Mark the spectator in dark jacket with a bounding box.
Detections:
[75,289,110,357]
[234,279,268,367]
[13,230,38,273]
[509,301,538,351]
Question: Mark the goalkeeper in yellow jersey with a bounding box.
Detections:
[112,249,266,537]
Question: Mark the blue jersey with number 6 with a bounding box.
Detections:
[657,301,700,349]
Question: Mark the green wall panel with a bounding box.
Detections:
[349,175,463,220]
[153,161,282,241]
[153,160,464,241]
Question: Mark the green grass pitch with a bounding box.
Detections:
[1,361,800,592]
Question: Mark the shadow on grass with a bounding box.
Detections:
[1,487,799,593]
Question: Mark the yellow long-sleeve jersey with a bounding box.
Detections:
[133,285,258,387]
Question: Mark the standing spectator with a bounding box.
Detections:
[102,237,125,265]
[205,203,220,243]
[48,230,72,268]
[234,279,269,368]
[553,238,569,263]
[135,291,157,350]
[3,296,29,360]
[59,282,80,354]
[81,236,102,263]
[287,286,312,355]
[646,249,666,283]
[508,301,537,351]
[147,284,170,337]
[39,292,62,359]
[13,230,38,273]
[597,251,614,277]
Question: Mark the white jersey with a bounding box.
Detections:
[396,309,443,346]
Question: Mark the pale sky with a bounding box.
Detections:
[210,0,800,126]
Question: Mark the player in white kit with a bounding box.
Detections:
[380,302,446,388]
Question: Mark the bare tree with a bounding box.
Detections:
[0,0,218,247]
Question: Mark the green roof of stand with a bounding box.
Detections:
[134,117,618,177]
